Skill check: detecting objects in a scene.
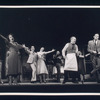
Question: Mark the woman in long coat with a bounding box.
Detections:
[0,34,24,85]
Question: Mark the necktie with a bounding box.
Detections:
[95,40,97,45]
[94,40,98,53]
[72,44,75,50]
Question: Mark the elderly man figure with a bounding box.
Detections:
[62,36,78,84]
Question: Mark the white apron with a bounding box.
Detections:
[64,53,78,71]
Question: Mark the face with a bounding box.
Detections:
[71,37,76,44]
[94,34,99,40]
[31,46,35,51]
[8,34,14,42]
[56,51,60,55]
[53,55,56,58]
[40,47,44,52]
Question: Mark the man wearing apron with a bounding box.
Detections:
[62,36,78,84]
[88,33,100,83]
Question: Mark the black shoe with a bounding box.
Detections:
[81,80,84,84]
[57,80,60,83]
[31,81,36,83]
[72,80,79,83]
[0,81,4,85]
[39,80,42,83]
[43,80,47,83]
[90,73,93,77]
[9,82,12,85]
[97,80,100,83]
[62,80,66,84]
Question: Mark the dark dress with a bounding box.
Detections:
[55,55,62,82]
[77,56,86,75]
[7,42,23,76]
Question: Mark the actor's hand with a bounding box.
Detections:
[92,51,97,54]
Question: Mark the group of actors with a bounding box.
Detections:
[0,33,100,85]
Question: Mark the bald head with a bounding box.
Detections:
[70,36,76,44]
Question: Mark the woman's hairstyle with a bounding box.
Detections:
[40,47,45,51]
[7,33,14,41]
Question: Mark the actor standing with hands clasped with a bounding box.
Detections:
[62,36,78,84]
[88,33,100,83]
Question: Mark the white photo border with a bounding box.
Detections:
[0,5,100,96]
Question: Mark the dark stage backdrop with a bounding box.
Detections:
[0,8,100,78]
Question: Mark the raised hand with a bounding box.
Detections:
[52,49,55,52]
[0,34,7,41]
[22,44,26,48]
[92,51,97,54]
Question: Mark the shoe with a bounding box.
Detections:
[90,73,93,77]
[31,81,35,83]
[39,80,42,83]
[56,80,60,83]
[72,80,79,83]
[43,80,47,83]
[62,80,66,84]
[1,81,4,85]
[97,80,100,83]
[9,82,12,85]
[81,80,84,84]
[13,83,17,85]
[13,82,20,85]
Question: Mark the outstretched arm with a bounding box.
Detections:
[25,47,31,54]
[23,44,31,54]
[44,49,55,55]
[0,34,8,42]
[16,43,27,49]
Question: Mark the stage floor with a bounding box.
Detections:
[0,81,100,85]
[0,81,99,93]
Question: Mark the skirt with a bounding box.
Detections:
[37,58,48,75]
[7,52,21,76]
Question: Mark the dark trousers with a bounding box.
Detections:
[56,63,60,82]
[91,56,100,81]
[64,70,78,82]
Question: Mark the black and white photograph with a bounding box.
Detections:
[0,6,100,95]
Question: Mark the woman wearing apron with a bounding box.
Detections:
[37,47,55,83]
[24,45,37,83]
[62,36,78,84]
